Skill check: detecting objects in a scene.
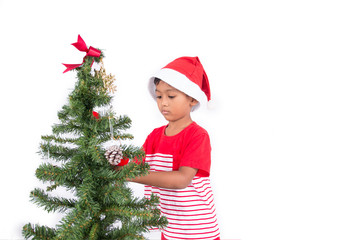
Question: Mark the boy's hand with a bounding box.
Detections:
[128,166,198,189]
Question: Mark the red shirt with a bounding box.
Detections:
[143,122,220,240]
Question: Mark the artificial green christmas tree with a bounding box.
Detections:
[23,35,167,240]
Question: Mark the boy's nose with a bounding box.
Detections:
[161,100,169,106]
[161,98,169,106]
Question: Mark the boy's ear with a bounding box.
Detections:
[190,98,199,107]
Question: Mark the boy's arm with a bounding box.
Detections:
[128,166,198,189]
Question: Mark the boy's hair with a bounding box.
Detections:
[154,77,198,103]
[154,77,161,85]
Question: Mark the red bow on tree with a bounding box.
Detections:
[63,35,101,73]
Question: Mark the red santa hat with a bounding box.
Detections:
[148,56,211,111]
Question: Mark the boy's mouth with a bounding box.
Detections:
[162,110,170,115]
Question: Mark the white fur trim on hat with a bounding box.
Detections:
[149,68,208,111]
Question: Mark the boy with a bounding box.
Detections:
[119,56,220,240]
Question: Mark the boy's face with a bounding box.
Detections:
[155,80,198,123]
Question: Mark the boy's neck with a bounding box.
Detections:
[165,118,193,136]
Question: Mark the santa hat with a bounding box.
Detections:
[148,56,211,111]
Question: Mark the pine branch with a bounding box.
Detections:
[57,105,72,122]
[113,115,132,131]
[121,195,168,231]
[104,213,167,240]
[76,174,101,217]
[94,92,112,107]
[89,222,99,240]
[39,142,77,162]
[41,135,78,144]
[101,182,132,205]
[46,182,60,192]
[52,122,82,136]
[103,205,158,221]
[35,163,79,185]
[104,227,145,240]
[95,162,149,183]
[125,194,160,210]
[140,210,168,230]
[22,223,56,240]
[122,145,145,160]
[30,188,76,213]
[121,162,149,180]
[89,116,135,143]
[53,204,100,240]
[95,133,134,145]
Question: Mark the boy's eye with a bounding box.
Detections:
[168,96,175,99]
[156,96,162,99]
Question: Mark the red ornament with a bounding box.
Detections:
[92,111,100,119]
[118,158,129,166]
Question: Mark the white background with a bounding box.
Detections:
[1,0,360,239]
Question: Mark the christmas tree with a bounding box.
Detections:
[23,35,167,240]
